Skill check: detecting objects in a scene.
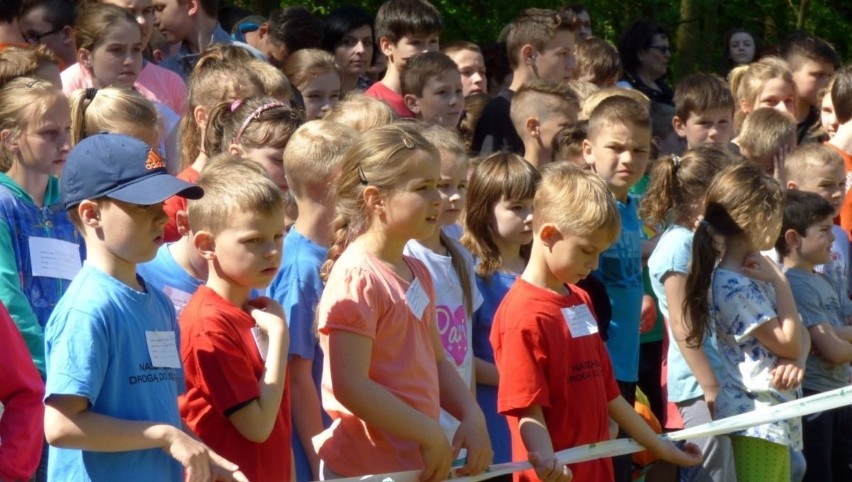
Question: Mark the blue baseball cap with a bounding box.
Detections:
[55,133,203,211]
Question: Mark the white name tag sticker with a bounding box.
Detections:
[561,304,598,338]
[162,285,193,316]
[406,278,429,321]
[145,331,181,368]
[28,237,82,281]
[250,326,269,361]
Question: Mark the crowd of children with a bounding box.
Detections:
[0,1,850,482]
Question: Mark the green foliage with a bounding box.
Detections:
[224,0,851,78]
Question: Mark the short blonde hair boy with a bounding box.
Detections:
[248,59,292,102]
[586,95,651,140]
[282,120,358,200]
[579,87,650,120]
[738,107,797,166]
[510,79,579,135]
[189,157,283,236]
[784,143,844,185]
[573,37,622,88]
[325,93,396,132]
[534,163,620,243]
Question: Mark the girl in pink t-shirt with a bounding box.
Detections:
[315,122,492,481]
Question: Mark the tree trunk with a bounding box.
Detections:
[675,0,699,78]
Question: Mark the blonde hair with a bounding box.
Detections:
[461,152,540,277]
[283,48,339,90]
[586,95,651,141]
[0,77,66,171]
[535,163,620,244]
[283,120,358,199]
[729,56,795,131]
[69,87,159,145]
[321,122,440,281]
[640,146,738,226]
[566,79,600,105]
[325,93,396,132]
[419,123,467,158]
[579,87,650,120]
[73,3,139,54]
[784,143,844,185]
[189,156,284,236]
[203,95,303,155]
[573,37,622,86]
[510,79,579,136]
[0,45,58,88]
[738,107,797,166]
[684,163,784,347]
[248,59,293,102]
[179,46,264,168]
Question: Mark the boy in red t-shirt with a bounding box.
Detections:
[490,164,702,482]
[178,158,292,482]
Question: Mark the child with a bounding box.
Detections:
[643,146,738,482]
[404,124,483,448]
[365,0,443,118]
[784,143,852,301]
[776,190,852,482]
[163,48,263,241]
[572,37,621,89]
[461,152,541,464]
[179,158,291,482]
[730,56,796,133]
[579,86,650,121]
[0,43,61,87]
[828,65,852,238]
[780,33,839,143]
[268,120,358,481]
[42,133,243,481]
[492,163,702,482]
[582,95,651,481]
[0,77,79,377]
[402,51,464,129]
[685,162,807,482]
[672,72,735,150]
[473,8,578,156]
[818,78,838,140]
[283,49,342,121]
[325,92,396,132]
[204,95,304,192]
[18,0,76,69]
[69,87,159,147]
[443,41,488,97]
[551,122,589,168]
[510,79,580,168]
[737,107,797,177]
[314,122,492,480]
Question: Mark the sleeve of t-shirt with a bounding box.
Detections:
[45,308,109,403]
[318,268,382,339]
[494,322,550,416]
[787,273,830,329]
[284,280,320,361]
[189,326,261,416]
[716,276,776,342]
[650,230,691,284]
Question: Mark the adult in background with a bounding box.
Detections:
[321,5,374,95]
[617,19,674,107]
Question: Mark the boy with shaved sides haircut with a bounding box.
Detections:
[780,33,840,143]
[510,79,580,168]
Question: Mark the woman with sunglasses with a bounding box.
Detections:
[616,19,674,107]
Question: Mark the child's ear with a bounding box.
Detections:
[0,129,19,153]
[379,36,394,58]
[194,105,210,130]
[672,116,687,137]
[257,22,270,40]
[362,185,384,216]
[539,223,561,247]
[61,26,74,46]
[227,143,244,156]
[175,210,191,237]
[786,180,798,191]
[525,117,541,139]
[521,44,535,66]
[77,48,92,69]
[404,93,421,114]
[186,0,201,17]
[78,200,101,228]
[193,230,216,260]
[582,139,595,168]
[783,228,800,249]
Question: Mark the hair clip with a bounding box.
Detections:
[699,219,711,230]
[671,154,682,168]
[25,79,40,88]
[234,101,287,144]
[85,87,98,100]
[230,98,244,112]
[357,163,369,186]
[401,136,415,149]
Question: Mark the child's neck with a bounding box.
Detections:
[86,240,144,291]
[418,227,448,255]
[495,238,525,274]
[170,238,207,280]
[611,186,630,203]
[355,227,409,278]
[6,164,49,207]
[189,152,208,173]
[206,264,250,306]
[379,66,403,94]
[187,14,219,54]
[718,235,755,272]
[521,243,566,294]
[292,199,332,247]
[508,69,532,92]
[522,142,549,170]
[781,251,814,273]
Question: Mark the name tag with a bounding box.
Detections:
[28,237,82,281]
[561,304,598,338]
[145,331,181,368]
[250,326,269,361]
[406,278,429,321]
[162,285,193,316]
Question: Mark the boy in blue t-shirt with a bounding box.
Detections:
[268,120,357,481]
[43,133,246,482]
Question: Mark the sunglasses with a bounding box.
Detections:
[23,25,63,44]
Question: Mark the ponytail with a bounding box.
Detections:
[639,154,678,226]
[682,221,718,348]
[202,100,235,156]
[69,88,93,146]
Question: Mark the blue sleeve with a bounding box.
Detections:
[45,308,108,404]
[284,281,320,361]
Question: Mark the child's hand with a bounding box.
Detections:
[528,452,572,482]
[741,252,784,284]
[771,358,804,391]
[657,439,703,467]
[451,411,493,475]
[245,297,287,337]
[163,429,248,482]
[419,424,453,482]
[772,145,791,186]
[639,295,657,334]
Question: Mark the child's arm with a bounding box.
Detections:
[45,394,247,481]
[663,273,721,412]
[770,327,810,391]
[429,324,492,475]
[808,323,852,363]
[608,395,702,467]
[518,405,573,482]
[289,356,323,478]
[744,254,803,359]
[227,298,289,443]
[328,329,453,482]
[474,357,499,386]
[834,325,852,342]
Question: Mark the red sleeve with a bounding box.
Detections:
[0,302,44,481]
[188,326,261,416]
[493,321,551,416]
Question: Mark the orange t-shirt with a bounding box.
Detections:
[827,143,852,241]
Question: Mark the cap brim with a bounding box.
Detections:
[107,173,204,205]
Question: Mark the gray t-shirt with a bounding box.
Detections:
[785,267,850,391]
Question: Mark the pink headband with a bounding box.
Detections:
[234,101,288,144]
